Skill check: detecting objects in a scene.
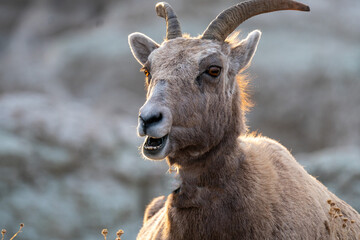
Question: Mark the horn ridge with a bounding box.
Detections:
[202,0,310,41]
[155,2,182,40]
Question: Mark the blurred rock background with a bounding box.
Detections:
[0,0,359,239]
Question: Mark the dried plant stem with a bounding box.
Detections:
[101,229,108,240]
[9,223,24,240]
[1,229,6,240]
[116,229,124,240]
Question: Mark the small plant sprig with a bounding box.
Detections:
[1,229,6,240]
[327,200,357,239]
[1,223,24,240]
[116,229,124,240]
[101,229,108,240]
[101,228,124,240]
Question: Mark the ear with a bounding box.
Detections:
[128,32,160,65]
[230,30,261,73]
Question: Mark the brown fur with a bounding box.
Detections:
[129,31,360,240]
[138,135,360,239]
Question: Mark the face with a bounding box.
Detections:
[129,31,261,161]
[138,38,234,160]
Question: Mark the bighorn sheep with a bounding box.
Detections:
[128,0,360,239]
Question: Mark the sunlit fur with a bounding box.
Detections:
[129,32,360,239]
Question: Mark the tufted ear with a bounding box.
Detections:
[128,32,160,65]
[230,30,261,73]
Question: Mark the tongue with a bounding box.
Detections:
[148,137,163,147]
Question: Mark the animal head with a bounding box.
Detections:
[128,0,309,163]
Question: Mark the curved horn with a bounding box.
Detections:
[202,0,310,41]
[156,2,182,40]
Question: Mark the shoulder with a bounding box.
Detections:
[239,134,292,159]
[238,134,310,179]
[238,134,302,171]
[143,195,166,223]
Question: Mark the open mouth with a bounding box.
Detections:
[143,134,168,153]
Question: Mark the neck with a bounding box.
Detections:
[182,131,238,179]
[168,131,243,209]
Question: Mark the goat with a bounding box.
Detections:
[128,0,360,239]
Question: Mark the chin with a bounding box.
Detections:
[142,134,171,160]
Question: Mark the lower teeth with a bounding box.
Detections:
[144,137,164,150]
[144,145,160,150]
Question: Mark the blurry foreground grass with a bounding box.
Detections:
[1,223,24,240]
[102,228,124,240]
[1,224,126,240]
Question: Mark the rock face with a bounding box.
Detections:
[0,0,359,239]
[0,93,170,240]
[0,2,171,239]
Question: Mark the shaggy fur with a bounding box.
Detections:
[129,23,360,240]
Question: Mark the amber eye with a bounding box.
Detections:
[206,66,221,77]
[144,69,150,77]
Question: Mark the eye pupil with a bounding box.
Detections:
[208,66,221,77]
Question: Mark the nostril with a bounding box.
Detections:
[148,113,162,125]
[141,112,163,126]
